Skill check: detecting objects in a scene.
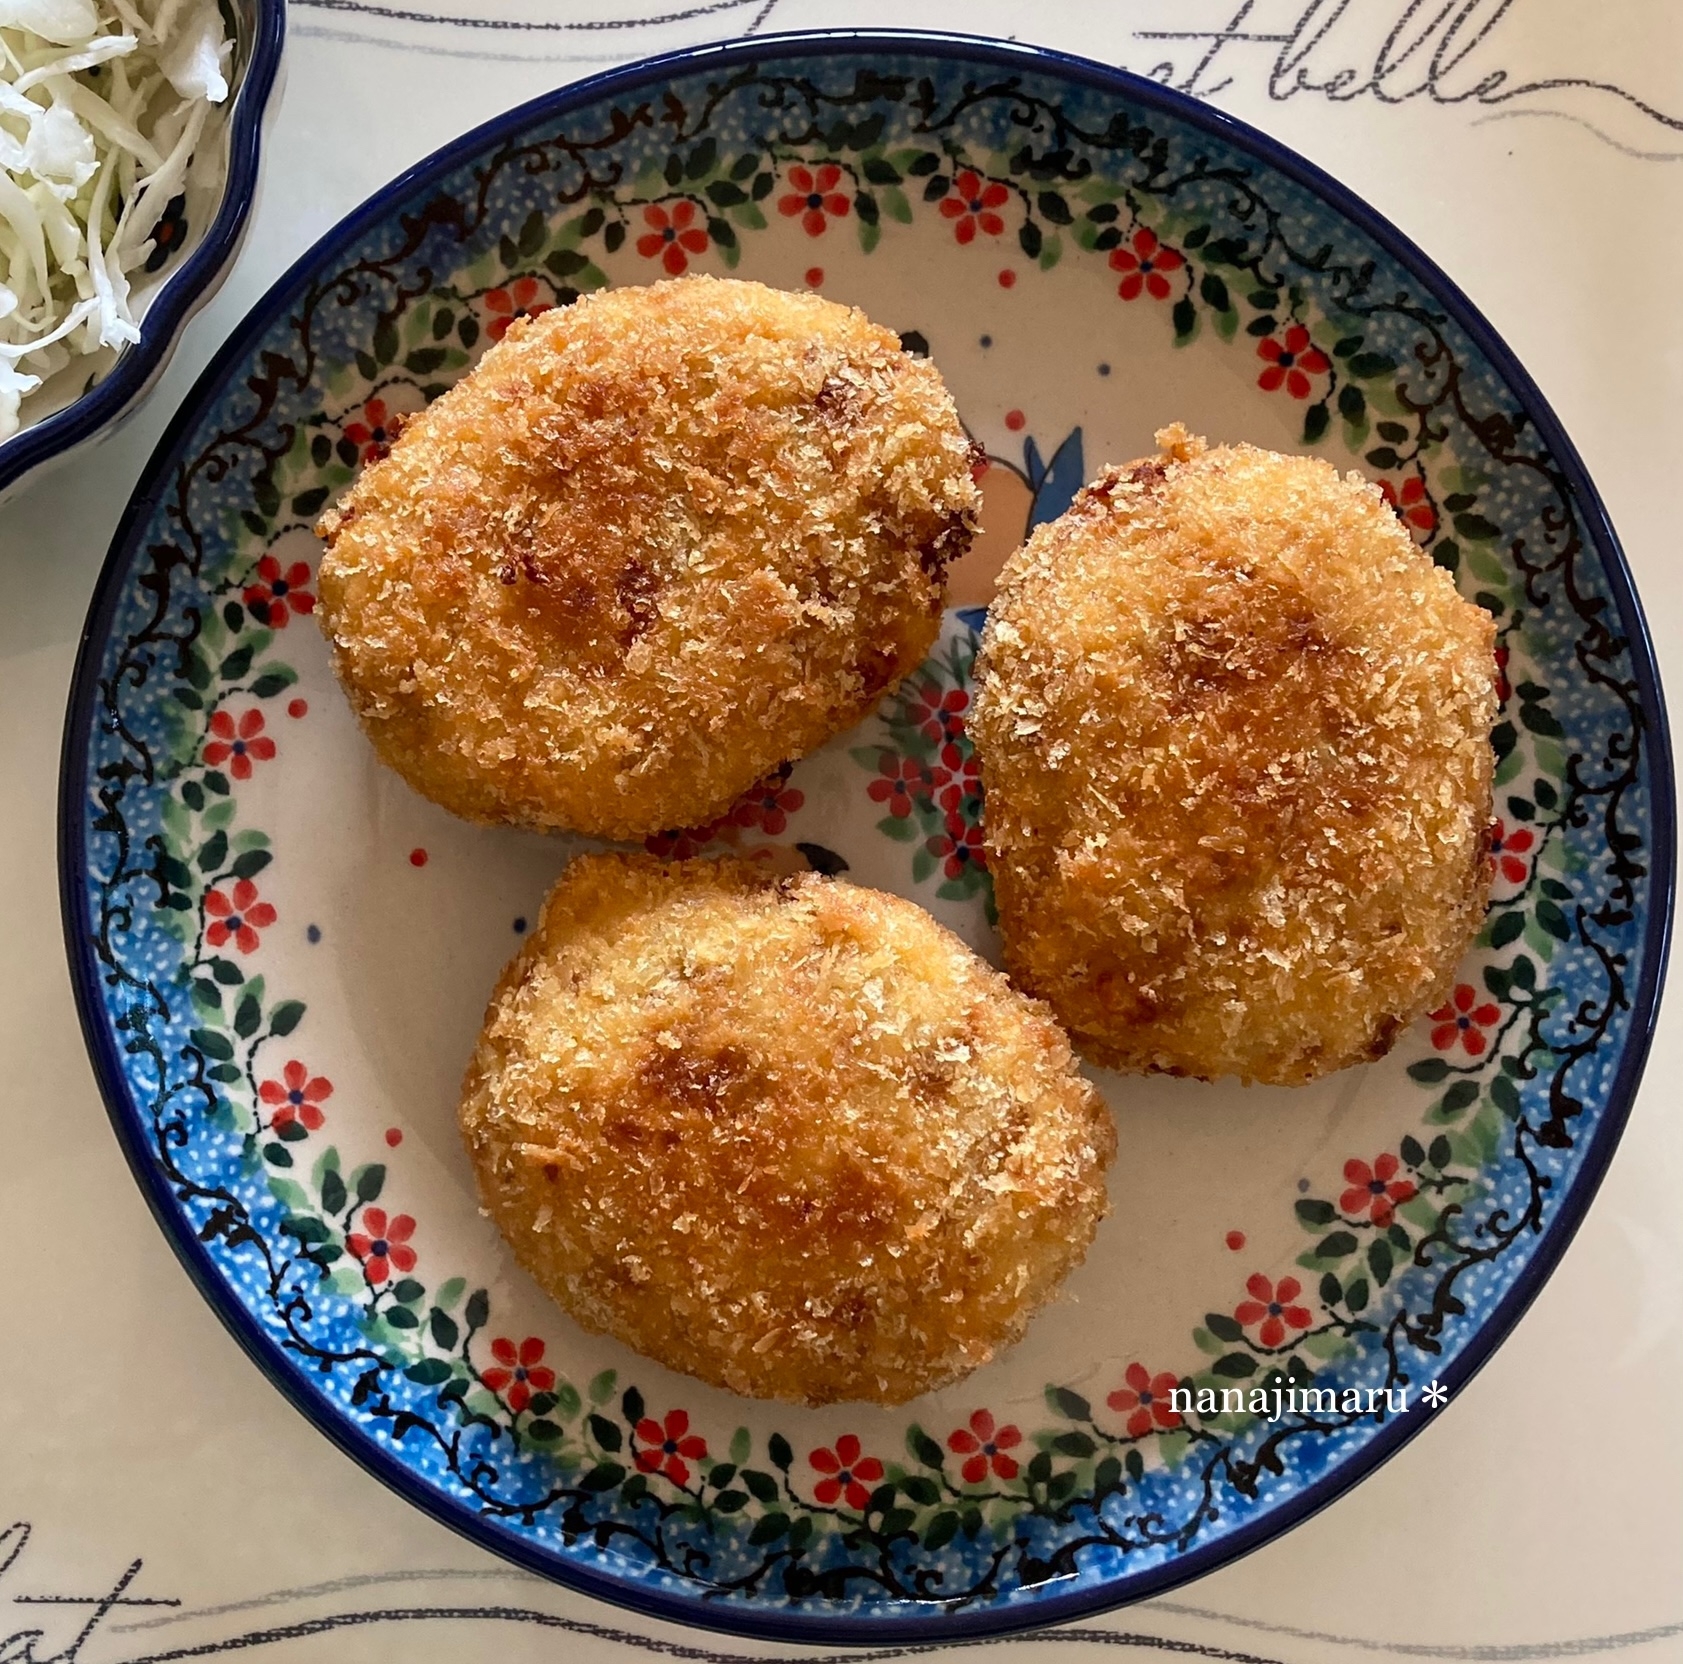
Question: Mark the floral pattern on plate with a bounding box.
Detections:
[63,37,1668,1641]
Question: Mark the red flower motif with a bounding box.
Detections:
[1494,645,1511,705]
[947,1410,1022,1483]
[908,683,969,746]
[940,169,1009,245]
[243,555,315,628]
[809,1434,884,1511]
[203,708,276,781]
[346,1207,415,1285]
[481,1336,556,1412]
[929,743,982,818]
[1108,227,1184,301]
[730,766,805,837]
[867,753,932,818]
[1106,1363,1184,1438]
[644,818,723,861]
[342,395,398,462]
[1256,325,1331,399]
[1377,475,1438,537]
[1338,1152,1418,1226]
[204,878,276,955]
[1234,1273,1312,1349]
[778,163,851,237]
[485,275,550,343]
[259,1060,333,1134]
[927,812,987,881]
[1489,818,1536,886]
[636,201,709,276]
[1430,983,1501,1056]
[634,1408,707,1486]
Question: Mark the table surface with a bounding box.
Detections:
[5,3,1682,1660]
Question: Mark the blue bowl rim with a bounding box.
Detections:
[0,0,286,497]
[58,26,1676,1646]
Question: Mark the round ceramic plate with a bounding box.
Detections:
[61,30,1672,1643]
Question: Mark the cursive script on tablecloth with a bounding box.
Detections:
[292,0,1683,157]
[0,1522,178,1664]
[1124,0,1682,145]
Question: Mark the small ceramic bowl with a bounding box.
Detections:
[0,0,284,504]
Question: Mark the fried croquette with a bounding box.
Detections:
[458,853,1115,1405]
[316,276,980,838]
[972,426,1496,1086]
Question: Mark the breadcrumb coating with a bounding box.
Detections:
[316,276,979,838]
[458,854,1115,1405]
[972,426,1496,1086]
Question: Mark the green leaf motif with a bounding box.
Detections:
[1348,351,1397,378]
[749,1513,790,1546]
[190,1027,234,1062]
[1368,1238,1394,1285]
[1437,1079,1480,1117]
[231,849,271,881]
[742,1468,779,1503]
[921,1511,958,1551]
[1454,512,1502,542]
[1489,909,1524,948]
[907,1426,945,1468]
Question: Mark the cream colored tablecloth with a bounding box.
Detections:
[4,2,1681,1658]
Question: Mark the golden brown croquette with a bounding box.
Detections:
[458,854,1115,1405]
[971,426,1496,1086]
[316,276,979,838]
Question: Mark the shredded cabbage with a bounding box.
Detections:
[0,0,230,437]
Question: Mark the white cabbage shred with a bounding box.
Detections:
[0,0,230,436]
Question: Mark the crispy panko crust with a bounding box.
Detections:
[459,854,1115,1405]
[316,276,979,838]
[972,426,1496,1086]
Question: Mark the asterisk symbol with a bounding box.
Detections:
[1422,1379,1450,1408]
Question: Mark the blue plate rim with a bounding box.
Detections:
[0,0,287,497]
[57,26,1675,1644]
